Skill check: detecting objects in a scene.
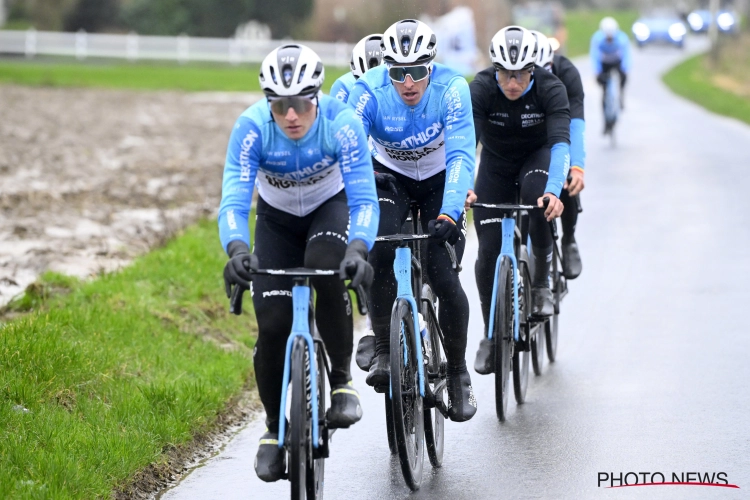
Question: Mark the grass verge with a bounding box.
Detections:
[663,53,750,126]
[565,9,639,58]
[0,220,257,499]
[0,58,349,92]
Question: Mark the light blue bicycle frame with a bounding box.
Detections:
[278,285,320,449]
[604,72,619,126]
[392,246,426,398]
[486,218,520,344]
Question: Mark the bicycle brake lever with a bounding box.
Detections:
[354,284,369,316]
[444,242,462,272]
[229,284,244,315]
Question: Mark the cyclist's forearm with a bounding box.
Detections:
[570,118,586,170]
[219,206,251,252]
[545,142,571,196]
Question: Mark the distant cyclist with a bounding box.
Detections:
[348,19,478,422]
[330,34,384,103]
[219,44,379,482]
[590,17,631,116]
[535,31,584,279]
[470,26,569,374]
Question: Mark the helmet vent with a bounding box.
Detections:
[312,61,323,79]
[499,45,506,61]
[401,36,411,56]
[367,56,379,69]
[415,35,423,53]
[269,66,277,84]
[297,64,306,84]
[521,46,528,63]
[509,46,518,64]
[282,65,293,87]
[426,35,436,50]
[390,37,398,54]
[358,58,366,75]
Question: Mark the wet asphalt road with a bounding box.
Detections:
[162,38,750,499]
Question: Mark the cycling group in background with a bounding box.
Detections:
[217,13,620,483]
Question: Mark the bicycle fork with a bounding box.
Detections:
[486,218,520,344]
[278,284,321,450]
[392,246,425,398]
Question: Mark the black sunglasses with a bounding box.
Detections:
[388,65,430,83]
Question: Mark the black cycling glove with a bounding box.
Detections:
[374,171,398,194]
[223,240,257,297]
[339,239,374,289]
[428,215,460,245]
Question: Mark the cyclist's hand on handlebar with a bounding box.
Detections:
[374,171,398,194]
[465,189,477,211]
[223,241,257,298]
[339,239,374,288]
[564,169,585,197]
[538,194,564,222]
[428,214,460,245]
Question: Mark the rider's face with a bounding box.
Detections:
[271,100,317,140]
[496,68,533,101]
[392,70,430,106]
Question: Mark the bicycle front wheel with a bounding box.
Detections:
[305,344,326,499]
[289,337,311,500]
[494,258,514,422]
[513,259,530,404]
[390,298,424,490]
[546,247,561,362]
[421,284,444,468]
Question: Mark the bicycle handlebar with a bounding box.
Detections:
[375,234,461,272]
[229,268,369,316]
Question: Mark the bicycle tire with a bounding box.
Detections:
[513,259,530,404]
[385,395,397,455]
[305,343,326,499]
[289,337,310,500]
[390,298,424,490]
[494,258,513,422]
[421,284,444,468]
[546,249,560,362]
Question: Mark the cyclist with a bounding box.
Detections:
[330,34,384,103]
[219,44,379,482]
[590,16,631,119]
[347,19,478,422]
[470,26,569,374]
[534,31,584,279]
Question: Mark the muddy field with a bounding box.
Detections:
[0,85,261,305]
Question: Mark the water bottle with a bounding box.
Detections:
[418,313,431,365]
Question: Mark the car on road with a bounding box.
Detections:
[632,11,688,48]
[686,9,740,34]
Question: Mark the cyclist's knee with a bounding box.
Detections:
[305,237,345,270]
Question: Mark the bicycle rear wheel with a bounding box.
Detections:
[289,337,311,500]
[546,249,560,362]
[385,395,397,455]
[494,258,513,422]
[390,298,424,490]
[513,260,530,404]
[421,284,444,468]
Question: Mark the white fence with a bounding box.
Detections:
[0,29,353,66]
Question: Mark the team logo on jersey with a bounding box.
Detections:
[376,122,442,148]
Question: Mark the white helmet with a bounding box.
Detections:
[350,34,384,79]
[259,44,324,98]
[489,26,538,71]
[381,19,437,66]
[532,31,554,68]
[600,17,619,37]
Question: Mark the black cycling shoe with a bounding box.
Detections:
[326,382,363,429]
[473,338,495,375]
[562,241,582,279]
[355,335,376,372]
[446,370,477,422]
[254,431,286,482]
[531,286,554,317]
[366,353,390,392]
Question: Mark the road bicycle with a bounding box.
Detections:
[471,200,547,422]
[373,203,458,490]
[602,68,620,146]
[230,268,367,500]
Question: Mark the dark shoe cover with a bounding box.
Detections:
[531,286,554,317]
[562,241,582,279]
[366,353,390,391]
[326,382,363,429]
[446,370,477,422]
[356,335,376,372]
[473,337,495,375]
[254,431,286,482]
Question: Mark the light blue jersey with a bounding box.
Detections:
[330,72,357,103]
[218,95,380,252]
[590,30,632,74]
[347,63,476,223]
